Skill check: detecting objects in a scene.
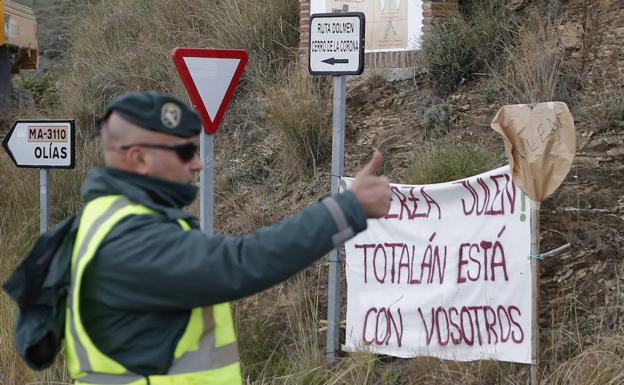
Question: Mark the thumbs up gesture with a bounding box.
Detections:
[351,151,392,218]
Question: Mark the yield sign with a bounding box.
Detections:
[171,48,248,134]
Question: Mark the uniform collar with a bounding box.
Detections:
[82,168,198,212]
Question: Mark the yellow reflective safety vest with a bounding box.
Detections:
[65,195,242,385]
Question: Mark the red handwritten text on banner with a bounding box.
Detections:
[344,166,532,363]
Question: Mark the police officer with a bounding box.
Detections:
[7,91,392,385]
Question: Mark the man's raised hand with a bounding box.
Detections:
[351,150,392,218]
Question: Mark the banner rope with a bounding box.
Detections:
[527,243,571,261]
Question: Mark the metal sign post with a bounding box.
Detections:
[530,202,541,385]
[200,132,214,235]
[2,120,75,234]
[171,48,248,236]
[491,101,576,385]
[308,11,365,363]
[40,169,50,233]
[326,74,346,362]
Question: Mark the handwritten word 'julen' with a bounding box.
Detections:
[385,186,442,220]
[454,173,516,216]
[355,232,446,285]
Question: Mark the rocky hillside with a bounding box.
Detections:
[340,0,624,353]
[1,0,622,384]
[224,2,624,381]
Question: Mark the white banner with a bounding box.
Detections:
[343,166,532,363]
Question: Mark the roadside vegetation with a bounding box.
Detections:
[1,0,623,384]
[405,143,500,185]
[420,0,515,96]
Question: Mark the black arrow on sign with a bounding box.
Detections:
[322,57,349,65]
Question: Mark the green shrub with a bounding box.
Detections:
[421,103,452,138]
[363,69,386,89]
[406,142,500,184]
[479,78,500,104]
[15,72,58,107]
[420,0,513,94]
[420,19,475,95]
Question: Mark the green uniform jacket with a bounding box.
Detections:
[76,168,366,376]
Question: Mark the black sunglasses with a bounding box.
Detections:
[119,142,198,162]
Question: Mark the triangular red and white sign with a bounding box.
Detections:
[172,48,248,134]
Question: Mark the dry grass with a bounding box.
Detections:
[405,141,502,185]
[262,64,332,175]
[575,68,624,133]
[237,271,325,384]
[492,6,564,104]
[541,280,624,385]
[58,0,299,131]
[0,140,100,384]
[232,265,624,385]
[235,239,621,385]
[547,336,624,385]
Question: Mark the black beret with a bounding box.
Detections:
[97,91,201,137]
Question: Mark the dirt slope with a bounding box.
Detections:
[338,0,624,347]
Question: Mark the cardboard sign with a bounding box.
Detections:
[491,102,576,202]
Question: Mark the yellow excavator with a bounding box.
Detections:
[1,0,38,113]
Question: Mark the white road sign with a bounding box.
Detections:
[2,120,75,168]
[309,12,365,75]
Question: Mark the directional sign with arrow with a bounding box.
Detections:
[2,120,75,168]
[308,11,365,363]
[309,12,365,76]
[322,58,349,65]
